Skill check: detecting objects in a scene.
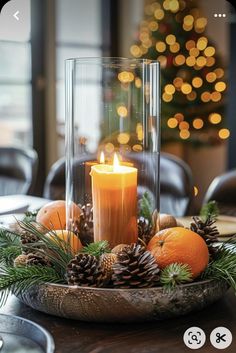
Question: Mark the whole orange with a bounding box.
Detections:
[36,200,81,230]
[45,230,82,255]
[147,227,209,278]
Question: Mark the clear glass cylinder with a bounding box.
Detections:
[65,57,160,249]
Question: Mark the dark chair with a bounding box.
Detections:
[203,170,236,216]
[44,153,193,217]
[0,147,38,196]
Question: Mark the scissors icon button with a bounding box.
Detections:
[210,327,232,349]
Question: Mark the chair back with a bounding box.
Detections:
[0,147,38,196]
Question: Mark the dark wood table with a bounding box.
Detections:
[1,290,236,353]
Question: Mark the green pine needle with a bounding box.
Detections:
[81,240,110,257]
[139,191,153,223]
[160,263,193,290]
[202,237,236,291]
[23,210,38,223]
[0,246,21,266]
[200,201,219,221]
[0,229,21,248]
[0,264,64,307]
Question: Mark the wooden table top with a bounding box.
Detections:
[1,290,236,353]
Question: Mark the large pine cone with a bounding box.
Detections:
[66,253,104,287]
[74,203,94,245]
[26,252,51,267]
[112,244,160,288]
[138,217,153,244]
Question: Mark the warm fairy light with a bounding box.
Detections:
[192,77,203,88]
[165,84,175,95]
[169,0,180,12]
[162,92,173,102]
[163,0,170,10]
[214,68,224,78]
[204,46,215,57]
[206,72,217,83]
[100,151,105,164]
[181,83,192,94]
[135,77,142,88]
[136,123,144,141]
[183,23,193,32]
[117,105,128,117]
[117,133,130,144]
[209,113,222,124]
[149,21,159,31]
[180,129,190,139]
[201,91,211,102]
[186,40,195,50]
[175,54,185,65]
[166,34,176,45]
[173,77,183,89]
[206,57,215,67]
[105,143,115,154]
[170,43,180,53]
[179,0,186,10]
[196,37,208,50]
[194,186,199,196]
[186,56,196,67]
[195,17,207,29]
[193,118,204,129]
[196,56,207,67]
[154,8,164,20]
[215,81,226,92]
[179,121,190,130]
[157,55,167,68]
[118,71,134,83]
[140,45,148,55]
[167,117,178,128]
[184,15,194,26]
[156,41,166,52]
[187,91,197,101]
[130,45,142,58]
[132,144,143,152]
[175,113,184,122]
[211,91,222,102]
[219,129,230,140]
[189,48,199,57]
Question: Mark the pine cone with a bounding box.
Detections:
[66,253,103,287]
[100,253,117,281]
[20,230,39,245]
[74,203,94,245]
[14,254,28,267]
[112,244,160,288]
[26,252,51,267]
[190,216,219,243]
[138,217,153,244]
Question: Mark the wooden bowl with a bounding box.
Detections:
[17,279,228,323]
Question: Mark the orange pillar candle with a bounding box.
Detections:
[90,154,138,248]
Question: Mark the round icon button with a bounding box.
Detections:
[210,327,232,349]
[183,327,206,349]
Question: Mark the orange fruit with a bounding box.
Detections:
[147,227,209,278]
[45,230,82,255]
[36,200,81,230]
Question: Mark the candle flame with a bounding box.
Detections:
[100,151,105,164]
[113,153,120,170]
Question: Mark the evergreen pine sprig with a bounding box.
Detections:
[200,201,219,222]
[80,240,110,257]
[139,191,154,223]
[202,237,236,291]
[0,246,21,266]
[160,263,193,290]
[0,228,21,248]
[23,210,38,223]
[0,264,64,307]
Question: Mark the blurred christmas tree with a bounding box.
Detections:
[130,0,229,146]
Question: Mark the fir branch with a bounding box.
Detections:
[23,210,38,223]
[200,201,219,221]
[0,264,64,307]
[139,191,153,223]
[81,240,110,257]
[202,238,236,291]
[160,263,193,290]
[0,246,21,266]
[0,228,21,248]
